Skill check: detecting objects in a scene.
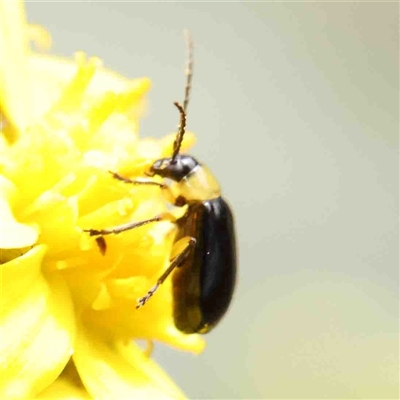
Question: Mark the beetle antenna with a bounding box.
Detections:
[172,101,186,162]
[182,29,193,114]
[171,30,193,161]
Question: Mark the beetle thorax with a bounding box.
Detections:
[150,155,221,203]
[174,165,221,202]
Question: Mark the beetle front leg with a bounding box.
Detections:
[109,171,166,188]
[109,170,177,205]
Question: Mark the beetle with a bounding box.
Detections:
[84,33,236,334]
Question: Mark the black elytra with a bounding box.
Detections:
[173,197,236,333]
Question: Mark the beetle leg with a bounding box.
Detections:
[108,171,166,188]
[109,170,176,204]
[95,236,107,255]
[83,212,177,256]
[136,236,196,309]
[83,212,175,237]
[85,171,180,254]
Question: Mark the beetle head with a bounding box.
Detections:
[150,155,199,182]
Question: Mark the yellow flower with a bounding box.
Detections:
[0,1,205,399]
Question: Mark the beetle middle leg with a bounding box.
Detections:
[83,213,173,237]
[83,210,176,251]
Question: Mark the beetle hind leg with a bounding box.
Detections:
[136,236,196,309]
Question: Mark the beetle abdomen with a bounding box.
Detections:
[173,197,237,333]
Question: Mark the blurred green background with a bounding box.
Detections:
[25,2,398,399]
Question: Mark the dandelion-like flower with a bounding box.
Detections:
[0,1,204,398]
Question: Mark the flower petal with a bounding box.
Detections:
[35,377,90,400]
[0,245,75,399]
[73,324,186,399]
[0,0,32,134]
[0,175,39,248]
[28,53,150,122]
[0,197,38,248]
[115,340,186,398]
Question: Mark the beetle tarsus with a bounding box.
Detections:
[96,236,107,255]
[136,283,160,309]
[84,228,103,236]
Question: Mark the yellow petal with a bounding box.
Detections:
[0,175,38,248]
[35,377,90,400]
[24,194,80,257]
[1,56,150,208]
[27,24,52,52]
[0,0,31,135]
[73,324,186,400]
[1,123,80,206]
[0,197,38,248]
[115,340,185,398]
[83,304,205,355]
[0,245,76,399]
[28,53,150,122]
